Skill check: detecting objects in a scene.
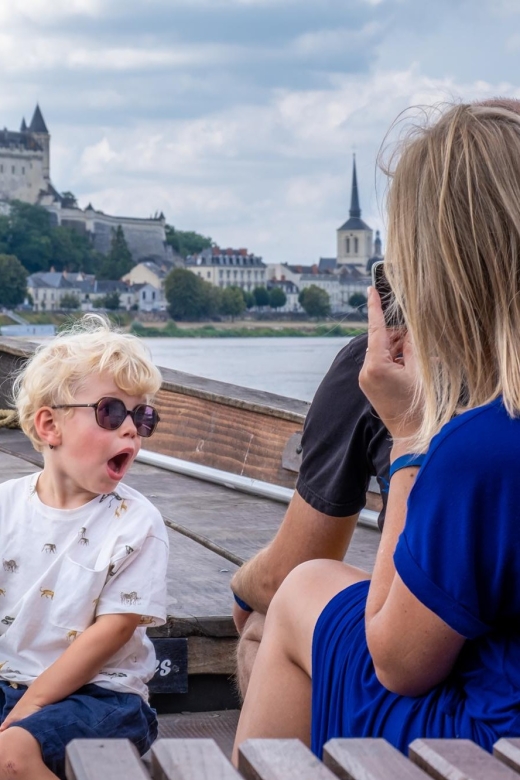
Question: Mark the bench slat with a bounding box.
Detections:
[152,738,240,780]
[65,739,150,780]
[494,739,520,774]
[239,738,336,780]
[324,737,429,779]
[409,738,520,780]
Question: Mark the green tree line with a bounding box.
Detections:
[164,268,289,321]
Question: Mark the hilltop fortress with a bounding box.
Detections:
[0,105,174,264]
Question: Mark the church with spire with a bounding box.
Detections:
[336,154,378,271]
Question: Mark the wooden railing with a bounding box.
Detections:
[65,736,520,779]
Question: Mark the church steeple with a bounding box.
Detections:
[349,154,361,219]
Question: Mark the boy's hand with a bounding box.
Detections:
[0,695,43,730]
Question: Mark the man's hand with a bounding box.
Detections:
[0,696,43,731]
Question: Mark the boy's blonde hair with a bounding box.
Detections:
[382,98,520,449]
[14,314,162,451]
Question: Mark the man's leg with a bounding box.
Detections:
[235,611,266,699]
[0,727,58,779]
[232,559,369,764]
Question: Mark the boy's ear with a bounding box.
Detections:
[34,407,61,450]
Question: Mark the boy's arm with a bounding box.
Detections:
[0,613,141,730]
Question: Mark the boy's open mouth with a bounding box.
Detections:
[107,451,131,475]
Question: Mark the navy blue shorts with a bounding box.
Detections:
[0,682,158,780]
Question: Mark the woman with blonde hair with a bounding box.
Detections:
[233,98,520,759]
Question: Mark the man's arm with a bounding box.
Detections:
[0,613,141,729]
[231,490,359,618]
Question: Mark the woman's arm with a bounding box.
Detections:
[0,613,141,729]
[360,288,465,696]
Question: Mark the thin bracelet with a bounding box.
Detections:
[389,453,426,479]
[233,593,253,612]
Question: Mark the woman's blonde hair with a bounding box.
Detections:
[13,314,162,451]
[383,98,520,449]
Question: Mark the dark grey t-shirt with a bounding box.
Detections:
[296,332,390,528]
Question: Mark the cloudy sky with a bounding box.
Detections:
[2,0,520,264]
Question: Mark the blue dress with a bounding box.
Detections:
[311,399,520,756]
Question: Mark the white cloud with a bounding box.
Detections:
[59,66,520,264]
[0,0,102,25]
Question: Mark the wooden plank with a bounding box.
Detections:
[409,738,519,780]
[152,738,241,780]
[238,738,337,780]
[324,738,428,779]
[494,738,520,773]
[187,637,237,675]
[161,526,239,637]
[150,386,303,488]
[65,739,150,780]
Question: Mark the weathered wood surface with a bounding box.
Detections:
[495,739,520,774]
[152,738,241,780]
[65,739,150,780]
[66,737,520,780]
[409,738,519,780]
[324,738,429,779]
[239,739,336,780]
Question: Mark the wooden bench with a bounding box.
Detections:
[64,736,520,779]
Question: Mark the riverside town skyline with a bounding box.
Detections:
[0,1,519,267]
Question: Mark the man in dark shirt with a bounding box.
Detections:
[230,332,391,695]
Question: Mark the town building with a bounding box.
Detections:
[185,246,267,291]
[27,271,164,313]
[0,106,177,264]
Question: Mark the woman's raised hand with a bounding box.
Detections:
[359,287,421,441]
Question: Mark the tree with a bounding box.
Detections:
[97,226,134,280]
[269,287,287,310]
[348,292,367,309]
[298,285,331,318]
[165,225,213,258]
[93,291,121,310]
[220,286,246,320]
[164,268,217,320]
[0,200,102,275]
[253,286,270,308]
[0,254,27,308]
[242,290,255,309]
[59,293,81,310]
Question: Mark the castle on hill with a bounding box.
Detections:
[0,106,176,265]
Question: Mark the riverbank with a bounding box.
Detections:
[1,312,367,338]
[131,320,366,338]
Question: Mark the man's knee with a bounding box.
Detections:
[236,611,266,699]
[0,727,44,779]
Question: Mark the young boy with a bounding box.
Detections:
[0,315,169,779]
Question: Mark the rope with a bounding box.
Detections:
[0,410,19,429]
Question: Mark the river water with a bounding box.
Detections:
[142,337,351,402]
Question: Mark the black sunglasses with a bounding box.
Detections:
[51,396,160,438]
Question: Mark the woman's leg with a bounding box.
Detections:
[232,559,369,764]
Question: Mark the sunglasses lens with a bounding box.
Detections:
[133,405,158,438]
[96,397,126,430]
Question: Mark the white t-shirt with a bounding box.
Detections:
[0,473,169,700]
